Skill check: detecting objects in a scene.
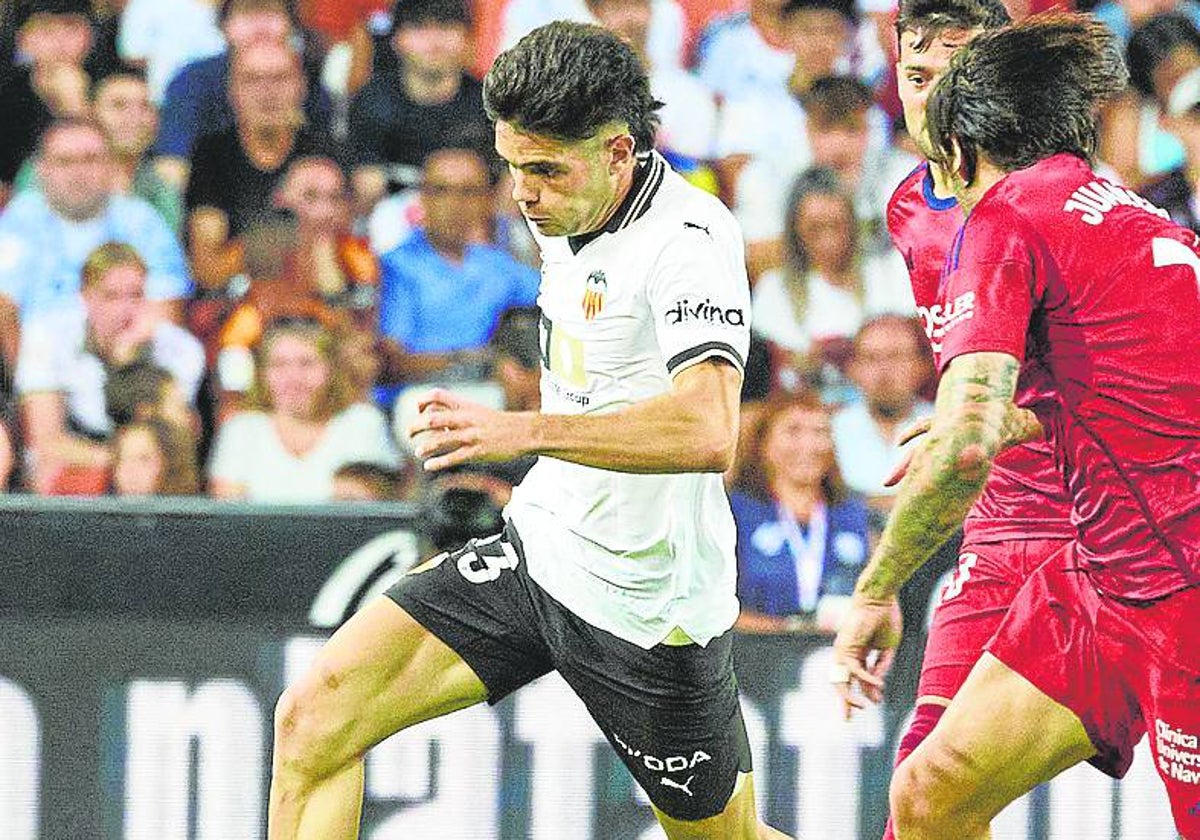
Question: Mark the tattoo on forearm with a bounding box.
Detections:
[856,354,1021,600]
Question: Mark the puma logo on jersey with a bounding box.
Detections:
[660,775,696,797]
[683,221,711,237]
[665,297,745,326]
[917,291,975,352]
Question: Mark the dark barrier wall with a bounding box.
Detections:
[0,499,1180,839]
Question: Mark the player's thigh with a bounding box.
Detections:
[654,772,760,840]
[895,651,1095,817]
[276,596,488,771]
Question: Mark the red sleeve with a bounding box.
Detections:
[936,206,1037,371]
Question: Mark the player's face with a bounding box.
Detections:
[897,28,977,160]
[495,120,632,238]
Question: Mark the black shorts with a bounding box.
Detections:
[385,522,753,822]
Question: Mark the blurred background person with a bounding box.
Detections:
[694,0,794,102]
[750,167,911,393]
[14,243,204,495]
[730,391,871,636]
[117,0,225,103]
[207,318,397,502]
[1143,62,1200,229]
[331,460,418,502]
[110,417,200,496]
[0,0,95,195]
[186,38,335,294]
[378,147,538,385]
[152,0,330,191]
[104,358,200,437]
[348,0,491,212]
[832,314,933,519]
[0,119,192,365]
[14,67,182,231]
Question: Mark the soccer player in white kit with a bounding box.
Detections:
[267,21,791,840]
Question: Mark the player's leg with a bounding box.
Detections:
[271,529,554,840]
[890,651,1096,838]
[269,597,488,839]
[652,772,791,839]
[1105,585,1200,837]
[883,538,1068,840]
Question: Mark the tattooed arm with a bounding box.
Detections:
[855,351,1027,599]
[832,351,1027,715]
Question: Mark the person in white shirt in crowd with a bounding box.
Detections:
[590,0,719,180]
[732,75,917,279]
[700,0,887,106]
[117,0,225,103]
[499,0,686,71]
[831,313,934,513]
[0,119,193,365]
[208,317,398,502]
[751,167,911,387]
[15,242,205,494]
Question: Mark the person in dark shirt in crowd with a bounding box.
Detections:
[153,0,330,192]
[186,39,335,294]
[348,0,493,210]
[378,147,538,384]
[731,390,872,636]
[0,0,94,194]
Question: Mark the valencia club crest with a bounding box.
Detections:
[582,270,607,320]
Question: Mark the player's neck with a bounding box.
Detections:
[927,162,957,201]
[957,157,1008,214]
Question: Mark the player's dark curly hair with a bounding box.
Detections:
[895,0,1010,50]
[926,13,1128,185]
[482,21,663,154]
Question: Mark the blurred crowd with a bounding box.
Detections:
[0,0,1194,636]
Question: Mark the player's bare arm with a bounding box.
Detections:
[833,351,1025,714]
[409,360,741,474]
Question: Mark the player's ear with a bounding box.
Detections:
[607,133,636,173]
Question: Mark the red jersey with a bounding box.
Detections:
[936,153,1200,601]
[887,163,1075,544]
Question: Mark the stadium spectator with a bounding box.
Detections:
[0,0,94,192]
[14,67,183,230]
[15,242,205,495]
[104,358,200,436]
[1143,64,1200,229]
[152,0,330,191]
[832,314,933,512]
[331,460,417,502]
[110,417,200,496]
[347,0,491,210]
[207,318,398,502]
[1100,12,1200,187]
[499,0,686,71]
[750,168,912,390]
[186,40,335,293]
[0,379,12,492]
[591,0,719,180]
[731,391,871,635]
[0,120,192,338]
[117,0,225,103]
[1093,0,1200,43]
[731,76,917,278]
[378,147,539,384]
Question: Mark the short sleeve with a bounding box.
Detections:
[646,219,751,377]
[936,207,1037,371]
[14,317,64,394]
[207,413,259,486]
[338,404,399,468]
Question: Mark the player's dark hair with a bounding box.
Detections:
[483,21,663,155]
[1127,13,1200,99]
[895,0,1010,51]
[926,13,1128,184]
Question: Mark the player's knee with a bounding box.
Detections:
[890,738,986,834]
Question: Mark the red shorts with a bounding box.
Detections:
[917,537,1068,702]
[987,542,1200,836]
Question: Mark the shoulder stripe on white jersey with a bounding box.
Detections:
[666,341,746,374]
[618,154,666,232]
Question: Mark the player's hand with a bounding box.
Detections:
[883,417,933,487]
[830,594,903,720]
[407,388,535,471]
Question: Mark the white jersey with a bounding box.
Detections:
[505,152,751,649]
